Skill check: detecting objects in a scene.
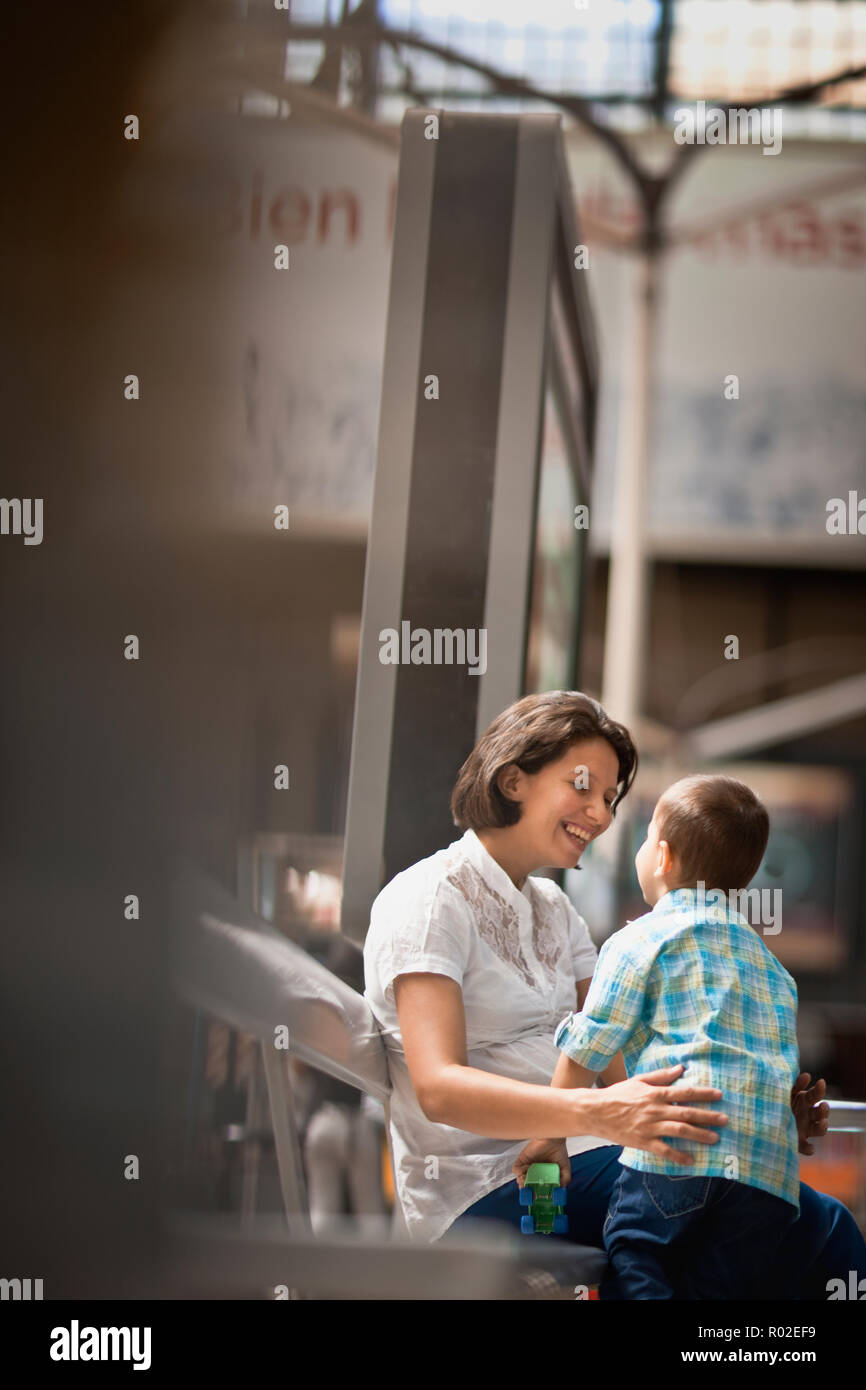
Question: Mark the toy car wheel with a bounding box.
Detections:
[553,1214,568,1234]
[552,1187,568,1205]
[519,1186,533,1206]
[520,1214,535,1234]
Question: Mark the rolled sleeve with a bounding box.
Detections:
[554,934,649,1070]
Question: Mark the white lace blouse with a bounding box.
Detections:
[363,827,609,1242]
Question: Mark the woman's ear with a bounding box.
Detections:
[495,762,523,804]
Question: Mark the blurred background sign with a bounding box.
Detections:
[127,112,866,564]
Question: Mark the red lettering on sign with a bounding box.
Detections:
[269,188,311,243]
[317,189,359,244]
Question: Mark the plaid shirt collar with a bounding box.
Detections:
[649,885,751,930]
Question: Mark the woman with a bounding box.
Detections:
[363,691,863,1297]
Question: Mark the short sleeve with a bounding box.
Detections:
[368,876,472,1004]
[564,898,599,982]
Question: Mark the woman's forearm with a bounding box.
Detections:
[425,1061,601,1139]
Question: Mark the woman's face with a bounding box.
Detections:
[503,737,622,872]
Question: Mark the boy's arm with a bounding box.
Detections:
[576,974,627,1086]
[520,936,649,1159]
[550,1048,599,1091]
[511,1050,600,1182]
[598,1052,628,1085]
[557,932,651,1074]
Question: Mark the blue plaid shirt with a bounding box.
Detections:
[555,887,801,1211]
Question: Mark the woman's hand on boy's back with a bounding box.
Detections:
[792,1072,830,1155]
[586,1063,727,1164]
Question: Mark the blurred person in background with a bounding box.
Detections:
[300,935,388,1234]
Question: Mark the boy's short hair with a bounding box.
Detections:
[655,774,769,892]
[450,691,638,831]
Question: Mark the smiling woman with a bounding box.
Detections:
[362,690,866,1298]
[471,734,624,885]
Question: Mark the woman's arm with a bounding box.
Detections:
[394,972,728,1159]
[395,973,585,1138]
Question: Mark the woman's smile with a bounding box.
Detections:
[558,819,596,863]
[562,819,593,845]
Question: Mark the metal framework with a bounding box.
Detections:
[340,109,598,941]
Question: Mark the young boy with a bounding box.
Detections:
[550,774,801,1300]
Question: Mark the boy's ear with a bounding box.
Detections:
[656,838,675,877]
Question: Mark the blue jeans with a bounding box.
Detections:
[600,1166,798,1300]
[450,1145,866,1300]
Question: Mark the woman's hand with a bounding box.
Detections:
[512,1138,571,1189]
[792,1072,830,1155]
[582,1063,727,1165]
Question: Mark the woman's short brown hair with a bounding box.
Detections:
[450,691,638,830]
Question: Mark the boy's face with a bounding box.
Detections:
[635,804,667,905]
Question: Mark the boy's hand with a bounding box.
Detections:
[792,1072,830,1155]
[512,1138,571,1189]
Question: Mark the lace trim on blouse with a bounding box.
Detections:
[445,859,565,988]
[531,892,565,980]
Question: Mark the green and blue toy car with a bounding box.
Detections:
[519,1162,568,1235]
